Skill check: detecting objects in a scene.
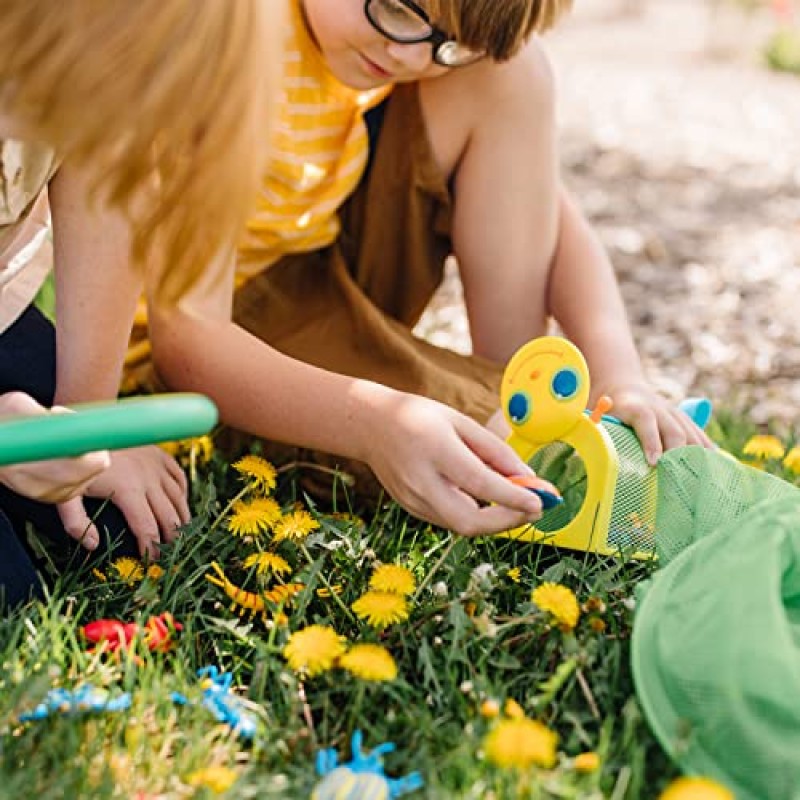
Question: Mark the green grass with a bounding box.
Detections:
[0,415,797,799]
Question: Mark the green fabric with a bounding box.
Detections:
[631,449,800,799]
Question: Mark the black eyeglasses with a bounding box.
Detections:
[364,0,484,67]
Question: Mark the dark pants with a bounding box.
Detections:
[0,305,138,611]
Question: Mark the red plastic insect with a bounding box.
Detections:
[82,612,182,655]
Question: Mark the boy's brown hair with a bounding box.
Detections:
[431,0,573,61]
[0,0,283,306]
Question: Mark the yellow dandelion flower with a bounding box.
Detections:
[483,718,558,770]
[531,583,580,631]
[92,568,107,582]
[352,591,410,628]
[507,567,521,583]
[158,440,180,456]
[145,564,164,581]
[658,776,734,800]
[190,435,214,464]
[573,751,600,773]
[370,564,416,596]
[283,625,347,677]
[338,644,398,681]
[186,766,238,794]
[110,557,144,585]
[273,509,319,542]
[228,497,282,538]
[784,445,800,474]
[480,699,501,718]
[589,617,607,633]
[233,454,277,493]
[742,434,785,460]
[242,551,292,577]
[503,698,525,720]
[316,584,344,598]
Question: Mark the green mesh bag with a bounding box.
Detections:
[632,494,800,799]
[525,418,659,554]
[653,445,799,565]
[521,425,797,560]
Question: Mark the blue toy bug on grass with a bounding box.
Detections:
[313,730,423,799]
[18,685,131,722]
[172,666,258,740]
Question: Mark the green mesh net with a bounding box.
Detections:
[632,495,800,799]
[529,422,800,795]
[527,418,658,554]
[653,444,799,565]
[526,420,797,560]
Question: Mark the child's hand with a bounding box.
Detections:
[0,392,110,502]
[601,384,715,466]
[359,392,545,536]
[57,445,190,560]
[0,392,112,552]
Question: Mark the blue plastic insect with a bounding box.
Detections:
[312,730,424,800]
[18,685,131,722]
[172,665,258,739]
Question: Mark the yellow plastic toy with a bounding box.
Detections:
[500,336,657,556]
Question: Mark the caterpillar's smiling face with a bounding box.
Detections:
[501,337,590,442]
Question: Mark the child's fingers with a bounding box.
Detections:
[630,411,663,466]
[57,497,100,551]
[112,493,160,560]
[148,489,185,545]
[160,475,191,529]
[428,481,541,538]
[657,409,690,453]
[676,410,715,449]
[457,415,535,479]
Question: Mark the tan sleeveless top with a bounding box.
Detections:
[0,139,57,333]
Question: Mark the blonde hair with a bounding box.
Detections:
[431,0,573,61]
[0,0,283,305]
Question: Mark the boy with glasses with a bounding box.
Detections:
[138,0,713,538]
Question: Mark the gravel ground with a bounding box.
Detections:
[416,0,800,430]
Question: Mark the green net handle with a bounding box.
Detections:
[0,394,218,467]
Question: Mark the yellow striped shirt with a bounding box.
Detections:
[237,0,392,277]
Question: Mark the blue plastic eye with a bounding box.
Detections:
[551,367,580,400]
[507,391,532,425]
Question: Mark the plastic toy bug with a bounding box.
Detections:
[18,686,132,722]
[206,561,303,621]
[82,612,182,655]
[313,730,424,799]
[172,666,258,740]
[507,474,564,510]
[500,335,714,557]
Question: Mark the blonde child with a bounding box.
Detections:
[140,0,712,538]
[0,0,282,607]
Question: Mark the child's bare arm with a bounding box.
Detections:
[444,41,710,462]
[150,278,544,537]
[547,189,713,463]
[47,163,190,558]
